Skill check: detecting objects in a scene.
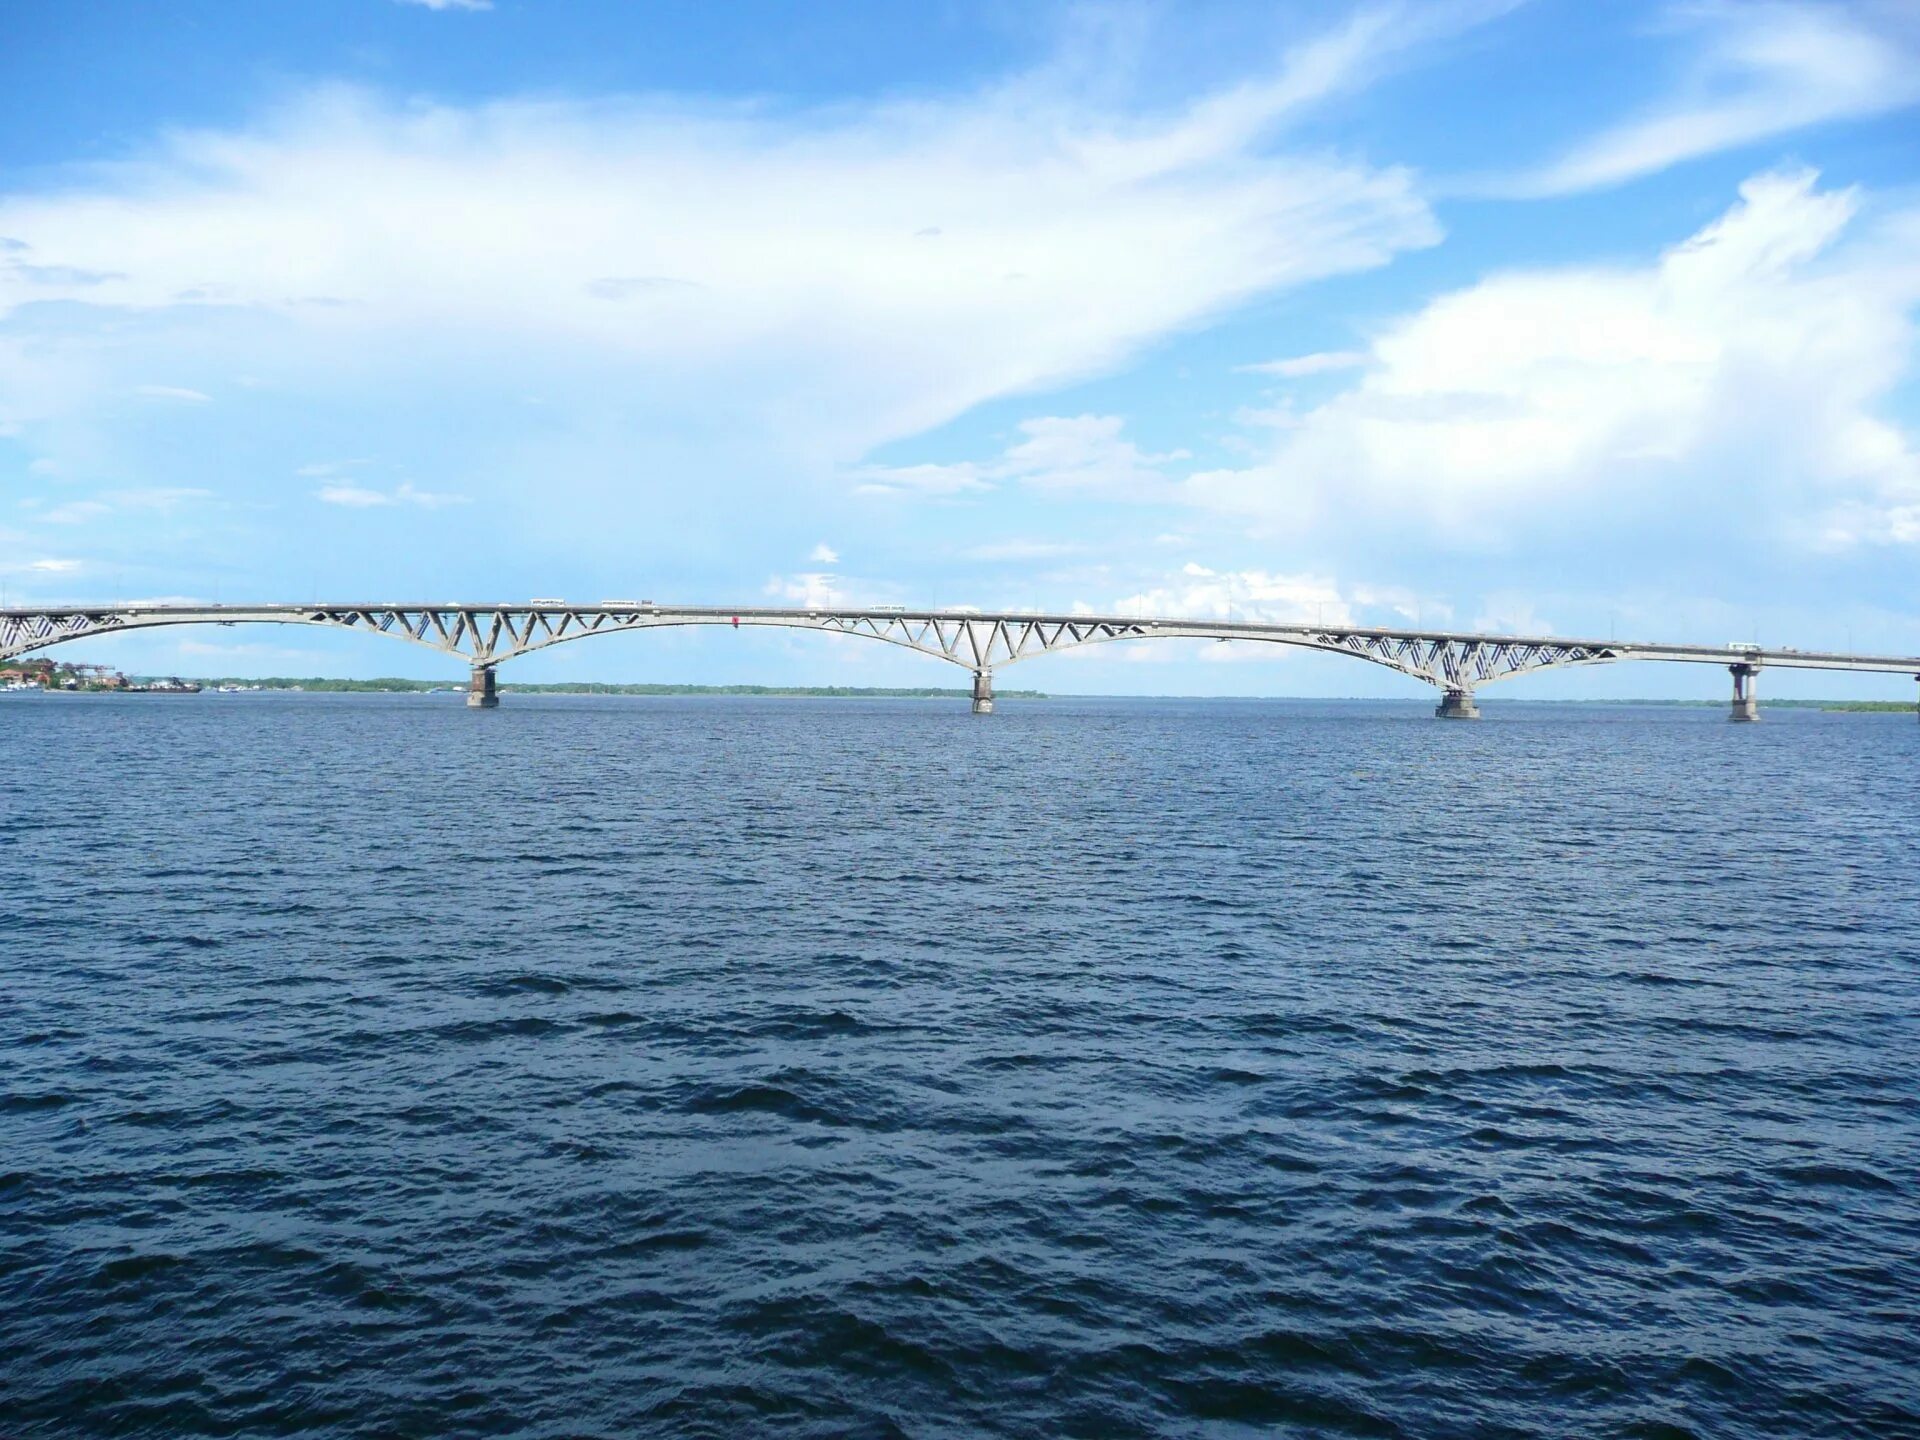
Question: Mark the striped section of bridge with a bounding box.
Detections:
[5,602,1918,718]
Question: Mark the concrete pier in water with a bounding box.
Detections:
[1435,687,1480,720]
[971,669,993,715]
[1729,663,1759,723]
[468,665,499,709]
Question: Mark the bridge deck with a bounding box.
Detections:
[5,605,1918,714]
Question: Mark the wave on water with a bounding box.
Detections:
[3,695,1917,1438]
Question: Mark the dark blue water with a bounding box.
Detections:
[3,693,1917,1438]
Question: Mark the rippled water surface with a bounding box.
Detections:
[4,693,1918,1438]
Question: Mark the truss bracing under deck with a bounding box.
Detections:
[5,603,1919,717]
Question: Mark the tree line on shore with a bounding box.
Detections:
[185,677,1050,698]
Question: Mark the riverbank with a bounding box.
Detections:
[2,682,1906,712]
[169,677,1051,698]
[136,680,1914,710]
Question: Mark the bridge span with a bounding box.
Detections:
[4,601,1918,719]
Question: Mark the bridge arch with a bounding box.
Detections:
[3,604,1555,698]
[8,601,1914,719]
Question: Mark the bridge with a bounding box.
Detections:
[4,601,1918,719]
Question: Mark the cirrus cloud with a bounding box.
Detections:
[857,414,1185,501]
[1499,1,1920,196]
[315,481,468,509]
[0,12,1446,467]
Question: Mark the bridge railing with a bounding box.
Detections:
[3,603,1917,719]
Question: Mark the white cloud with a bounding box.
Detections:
[1820,499,1920,546]
[1187,169,1920,547]
[394,484,467,509]
[396,0,492,10]
[0,14,1445,462]
[586,275,696,300]
[1113,563,1355,625]
[1350,582,1453,627]
[315,485,391,508]
[132,384,212,402]
[1058,563,1364,664]
[859,415,1184,501]
[29,558,81,572]
[41,501,112,525]
[808,542,840,565]
[1472,595,1556,635]
[852,462,991,498]
[1507,2,1920,196]
[1238,350,1369,377]
[763,571,848,608]
[1002,416,1187,496]
[963,539,1084,562]
[315,481,468,509]
[111,487,213,510]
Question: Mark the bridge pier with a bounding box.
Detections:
[971,668,993,715]
[1729,663,1759,722]
[1434,686,1480,720]
[468,664,499,709]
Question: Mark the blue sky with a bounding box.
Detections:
[4,0,1919,697]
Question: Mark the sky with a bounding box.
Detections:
[3,0,1919,698]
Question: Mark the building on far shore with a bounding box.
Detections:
[1,659,131,690]
[1,659,56,689]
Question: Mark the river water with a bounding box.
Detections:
[3,693,1917,1438]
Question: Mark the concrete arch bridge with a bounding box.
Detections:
[4,601,1917,719]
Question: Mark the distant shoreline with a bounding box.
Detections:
[62,680,1913,711]
[143,678,1052,699]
